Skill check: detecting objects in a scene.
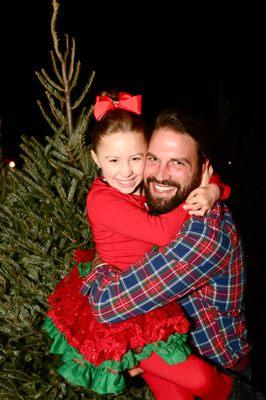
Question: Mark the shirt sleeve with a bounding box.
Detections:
[88,190,188,246]
[87,207,232,323]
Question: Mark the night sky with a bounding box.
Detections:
[0,1,264,158]
[1,1,266,392]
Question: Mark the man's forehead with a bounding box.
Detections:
[149,128,197,152]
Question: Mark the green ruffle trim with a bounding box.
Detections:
[43,317,191,395]
[77,261,92,277]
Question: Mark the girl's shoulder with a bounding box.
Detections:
[87,177,146,208]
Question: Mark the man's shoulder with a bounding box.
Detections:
[181,202,236,235]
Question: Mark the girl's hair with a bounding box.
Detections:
[91,90,147,152]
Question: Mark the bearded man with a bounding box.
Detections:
[85,109,251,385]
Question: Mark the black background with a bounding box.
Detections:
[0,0,265,394]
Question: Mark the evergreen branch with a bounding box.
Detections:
[69,59,81,92]
[20,137,52,179]
[50,50,63,84]
[35,72,65,102]
[72,70,95,109]
[45,138,68,158]
[45,84,65,102]
[40,68,64,92]
[36,100,59,132]
[73,107,97,180]
[46,91,67,126]
[67,178,78,202]
[0,378,22,399]
[51,0,63,62]
[49,159,84,179]
[18,158,49,188]
[68,36,76,82]
[4,236,48,258]
[61,59,74,138]
[0,255,19,279]
[65,33,70,59]
[71,69,93,109]
[49,150,69,162]
[50,176,68,203]
[12,169,54,198]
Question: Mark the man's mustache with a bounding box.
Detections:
[146,177,180,189]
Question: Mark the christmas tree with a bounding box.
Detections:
[0,1,152,398]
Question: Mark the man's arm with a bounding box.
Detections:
[85,204,233,323]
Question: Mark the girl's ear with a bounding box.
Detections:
[91,150,101,168]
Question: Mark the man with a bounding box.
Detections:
[84,109,251,376]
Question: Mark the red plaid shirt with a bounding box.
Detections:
[83,202,251,369]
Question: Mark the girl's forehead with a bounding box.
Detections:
[97,131,147,155]
[100,131,147,145]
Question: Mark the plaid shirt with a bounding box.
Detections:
[83,202,251,369]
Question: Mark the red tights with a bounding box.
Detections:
[139,352,233,400]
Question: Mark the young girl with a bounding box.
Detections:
[44,91,233,399]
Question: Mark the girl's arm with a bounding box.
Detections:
[87,189,188,247]
[88,168,228,246]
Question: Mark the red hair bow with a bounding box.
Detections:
[93,92,142,121]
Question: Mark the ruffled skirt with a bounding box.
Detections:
[44,250,191,394]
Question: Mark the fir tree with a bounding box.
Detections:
[0,1,153,398]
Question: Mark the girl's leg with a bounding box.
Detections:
[142,371,194,400]
[140,352,233,400]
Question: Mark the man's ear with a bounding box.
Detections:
[91,150,101,168]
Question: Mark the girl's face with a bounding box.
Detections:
[91,131,147,194]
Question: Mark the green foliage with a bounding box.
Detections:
[0,1,153,398]
[0,133,9,203]
[0,3,153,400]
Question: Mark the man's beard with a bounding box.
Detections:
[145,173,201,214]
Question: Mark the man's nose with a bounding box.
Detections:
[156,163,171,182]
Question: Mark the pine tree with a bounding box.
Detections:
[0,1,153,398]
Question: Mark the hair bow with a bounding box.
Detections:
[93,92,142,121]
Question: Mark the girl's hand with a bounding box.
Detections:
[183,161,220,216]
[183,184,220,216]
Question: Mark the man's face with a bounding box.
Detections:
[144,128,202,213]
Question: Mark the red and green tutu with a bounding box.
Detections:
[44,249,191,394]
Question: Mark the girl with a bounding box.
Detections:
[44,91,233,399]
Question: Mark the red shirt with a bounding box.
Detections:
[86,178,189,270]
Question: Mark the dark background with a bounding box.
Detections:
[0,0,265,394]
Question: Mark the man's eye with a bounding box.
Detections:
[132,157,141,161]
[109,159,118,163]
[147,156,157,161]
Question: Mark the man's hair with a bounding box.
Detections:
[153,109,213,168]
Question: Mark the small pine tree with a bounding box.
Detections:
[0,1,153,399]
